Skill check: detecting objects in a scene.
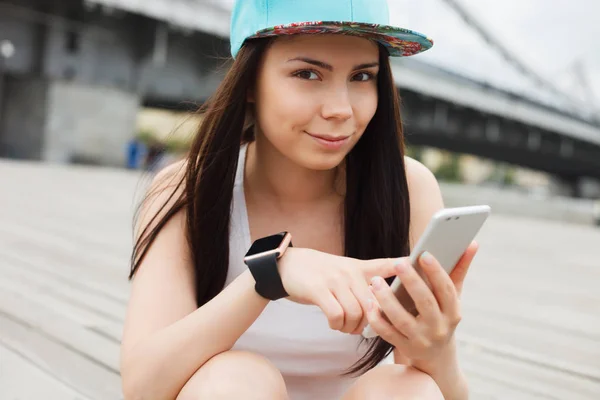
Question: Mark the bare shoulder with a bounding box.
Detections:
[149,159,188,195]
[404,156,440,194]
[137,159,188,231]
[403,155,445,248]
[133,156,192,273]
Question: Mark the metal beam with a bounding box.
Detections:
[438,0,583,111]
[402,93,600,179]
[393,61,600,146]
[85,0,231,38]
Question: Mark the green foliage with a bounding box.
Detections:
[405,145,424,163]
[434,152,463,183]
[135,130,157,146]
[134,130,192,155]
[486,164,516,186]
[503,167,516,186]
[164,137,192,154]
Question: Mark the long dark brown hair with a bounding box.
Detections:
[129,37,411,376]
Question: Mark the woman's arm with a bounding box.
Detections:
[410,341,469,400]
[120,163,269,400]
[121,270,268,400]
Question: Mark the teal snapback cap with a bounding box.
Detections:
[230,0,433,59]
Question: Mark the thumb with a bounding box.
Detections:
[361,257,408,280]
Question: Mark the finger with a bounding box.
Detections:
[418,250,459,315]
[351,316,370,335]
[366,296,408,348]
[317,291,345,331]
[449,241,479,296]
[350,280,375,335]
[362,257,408,280]
[332,287,363,334]
[396,259,442,324]
[370,275,417,339]
[350,289,383,335]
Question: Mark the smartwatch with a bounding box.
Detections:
[243,231,293,300]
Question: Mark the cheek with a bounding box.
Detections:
[256,76,315,139]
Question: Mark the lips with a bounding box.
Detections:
[306,132,351,141]
[305,131,352,150]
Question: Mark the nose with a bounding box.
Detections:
[321,88,353,121]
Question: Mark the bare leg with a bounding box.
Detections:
[342,364,444,400]
[176,350,289,400]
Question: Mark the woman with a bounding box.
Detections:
[120,0,478,399]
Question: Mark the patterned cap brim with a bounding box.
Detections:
[246,21,434,57]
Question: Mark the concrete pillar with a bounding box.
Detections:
[548,176,579,198]
[547,176,594,199]
[44,80,140,166]
[0,76,48,159]
[579,177,600,199]
[0,76,140,166]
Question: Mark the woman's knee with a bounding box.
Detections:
[343,364,444,400]
[177,350,288,400]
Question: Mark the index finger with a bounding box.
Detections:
[361,257,407,280]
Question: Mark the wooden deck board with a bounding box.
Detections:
[0,312,123,399]
[0,343,90,400]
[1,158,599,399]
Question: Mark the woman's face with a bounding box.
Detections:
[252,34,380,170]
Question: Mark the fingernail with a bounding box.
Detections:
[393,257,405,265]
[371,276,383,290]
[421,251,433,265]
[395,259,408,273]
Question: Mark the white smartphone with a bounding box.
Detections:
[362,205,491,338]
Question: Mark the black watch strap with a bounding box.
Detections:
[245,251,289,301]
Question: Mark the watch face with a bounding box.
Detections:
[246,232,288,256]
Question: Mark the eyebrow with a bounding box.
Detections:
[287,57,379,71]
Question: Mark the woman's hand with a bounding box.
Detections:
[278,247,402,334]
[365,241,479,362]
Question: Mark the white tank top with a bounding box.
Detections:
[225,143,373,400]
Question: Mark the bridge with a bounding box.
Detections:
[1,0,599,197]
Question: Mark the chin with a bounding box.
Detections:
[298,149,349,171]
[307,159,342,171]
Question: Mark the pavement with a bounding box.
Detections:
[1,158,599,400]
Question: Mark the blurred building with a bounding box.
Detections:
[1,0,599,198]
[0,0,228,166]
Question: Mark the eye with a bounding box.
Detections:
[353,72,375,82]
[293,70,320,80]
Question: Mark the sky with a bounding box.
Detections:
[387,0,600,118]
[214,0,600,119]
